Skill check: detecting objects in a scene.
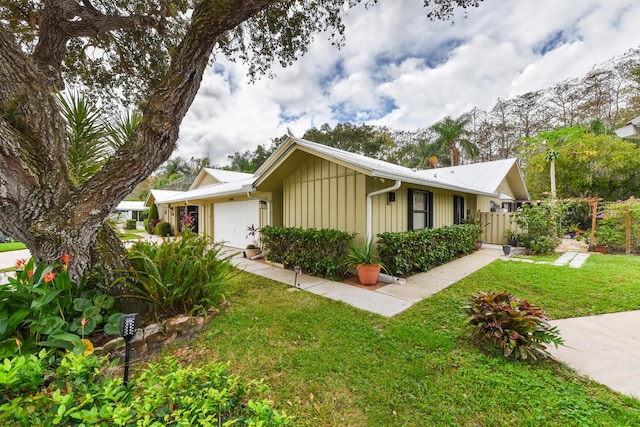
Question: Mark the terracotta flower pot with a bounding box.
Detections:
[594,244,608,254]
[357,264,381,286]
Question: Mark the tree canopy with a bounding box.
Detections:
[521,126,640,201]
[0,0,483,277]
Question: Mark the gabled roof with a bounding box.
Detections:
[144,189,184,207]
[415,158,529,200]
[161,177,255,204]
[189,168,253,190]
[615,115,640,139]
[254,135,528,198]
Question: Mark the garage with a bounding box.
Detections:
[213,200,260,249]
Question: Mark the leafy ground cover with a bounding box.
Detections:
[159,254,640,426]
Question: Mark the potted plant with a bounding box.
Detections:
[504,229,519,247]
[245,224,262,258]
[567,223,580,239]
[345,240,386,286]
[464,213,489,250]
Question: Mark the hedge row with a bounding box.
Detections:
[260,226,354,279]
[377,224,482,276]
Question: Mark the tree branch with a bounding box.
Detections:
[75,0,278,225]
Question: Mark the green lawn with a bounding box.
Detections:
[161,254,640,426]
[120,231,145,240]
[0,242,27,252]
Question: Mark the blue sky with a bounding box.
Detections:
[176,0,640,166]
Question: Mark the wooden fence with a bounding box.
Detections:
[476,211,522,245]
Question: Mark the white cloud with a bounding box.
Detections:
[174,0,640,165]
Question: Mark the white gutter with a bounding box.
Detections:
[247,191,271,226]
[366,180,401,242]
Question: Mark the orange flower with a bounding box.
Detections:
[15,337,20,348]
[44,271,55,283]
[15,259,27,269]
[61,254,70,264]
[27,270,33,278]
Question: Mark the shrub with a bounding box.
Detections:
[511,200,562,254]
[155,220,171,236]
[116,230,233,319]
[0,257,121,358]
[463,291,563,361]
[125,219,137,230]
[377,224,480,276]
[0,352,292,426]
[260,226,354,278]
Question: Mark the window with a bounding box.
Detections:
[453,195,465,225]
[408,189,433,230]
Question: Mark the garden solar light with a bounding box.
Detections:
[293,266,302,288]
[120,313,139,386]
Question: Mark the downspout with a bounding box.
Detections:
[366,180,401,242]
[246,191,271,227]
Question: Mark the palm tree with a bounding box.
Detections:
[544,148,559,200]
[430,115,479,166]
[57,92,139,185]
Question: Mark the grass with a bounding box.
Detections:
[0,242,27,252]
[120,232,145,240]
[160,254,640,426]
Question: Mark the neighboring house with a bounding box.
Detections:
[113,200,148,222]
[615,115,640,139]
[148,136,529,248]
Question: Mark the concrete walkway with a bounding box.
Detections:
[230,245,504,317]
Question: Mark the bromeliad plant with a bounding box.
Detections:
[463,291,563,361]
[0,257,121,358]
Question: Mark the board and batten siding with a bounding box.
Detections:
[283,156,482,241]
[283,157,367,238]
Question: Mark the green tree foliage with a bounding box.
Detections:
[226,139,280,172]
[430,115,479,166]
[521,126,640,201]
[302,122,397,159]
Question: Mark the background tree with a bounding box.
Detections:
[521,126,640,201]
[430,115,479,166]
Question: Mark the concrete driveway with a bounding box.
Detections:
[549,311,640,399]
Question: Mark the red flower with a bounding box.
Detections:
[44,271,56,283]
[61,254,70,264]
[15,259,27,269]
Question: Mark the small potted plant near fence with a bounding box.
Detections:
[505,229,519,247]
[345,240,386,286]
[464,213,489,250]
[245,224,262,258]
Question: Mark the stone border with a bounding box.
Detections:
[94,314,208,359]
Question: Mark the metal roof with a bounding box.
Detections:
[257,136,522,197]
[162,177,255,203]
[158,136,528,203]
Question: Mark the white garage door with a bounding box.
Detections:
[213,200,260,249]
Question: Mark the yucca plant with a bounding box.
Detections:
[463,291,563,361]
